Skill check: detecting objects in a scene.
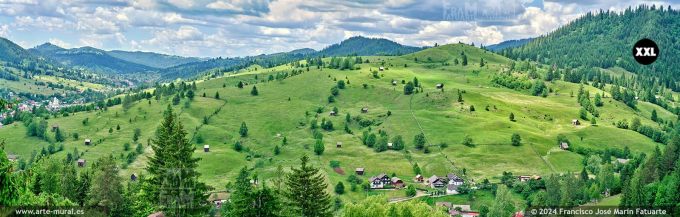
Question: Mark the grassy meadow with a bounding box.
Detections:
[1,43,670,208]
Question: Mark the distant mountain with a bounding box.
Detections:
[29,43,157,74]
[0,37,34,64]
[318,36,423,56]
[107,50,201,68]
[486,38,533,52]
[160,36,424,80]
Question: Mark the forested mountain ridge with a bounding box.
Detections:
[29,44,158,74]
[107,50,202,69]
[0,37,35,64]
[160,36,422,81]
[486,38,533,51]
[504,5,680,91]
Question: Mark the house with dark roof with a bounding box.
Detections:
[414,174,424,182]
[391,177,405,189]
[369,173,391,189]
[428,175,446,188]
[447,173,464,185]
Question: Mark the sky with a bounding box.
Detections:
[0,0,678,58]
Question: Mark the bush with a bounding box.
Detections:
[329,160,341,168]
[511,133,522,146]
[335,182,345,194]
[462,135,474,147]
[406,185,417,197]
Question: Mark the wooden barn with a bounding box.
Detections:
[77,159,86,167]
[436,83,444,89]
[336,142,342,148]
[361,107,368,113]
[85,139,91,146]
[560,142,569,150]
[204,145,210,152]
[355,168,365,175]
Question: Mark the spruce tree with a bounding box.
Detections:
[144,106,210,216]
[284,156,332,217]
[87,155,124,214]
[251,86,259,96]
[239,122,248,137]
[0,140,20,206]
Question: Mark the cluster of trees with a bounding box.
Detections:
[620,133,680,213]
[360,130,405,152]
[327,56,359,70]
[221,155,333,217]
[576,84,599,121]
[615,117,668,143]
[403,77,420,95]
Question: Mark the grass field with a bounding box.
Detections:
[1,44,671,203]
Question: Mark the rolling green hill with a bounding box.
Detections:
[319,36,423,56]
[2,43,671,205]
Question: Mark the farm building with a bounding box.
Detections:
[572,119,581,126]
[616,158,630,164]
[208,192,229,208]
[387,143,393,148]
[355,168,364,175]
[560,142,569,150]
[361,107,368,113]
[428,175,446,188]
[448,205,479,217]
[336,142,342,148]
[51,124,59,132]
[447,173,464,185]
[518,175,542,182]
[77,159,86,167]
[329,111,337,116]
[85,139,91,145]
[391,80,397,85]
[379,66,385,71]
[369,173,391,189]
[131,174,137,181]
[414,174,424,182]
[204,145,210,152]
[148,212,164,217]
[436,83,444,89]
[7,154,17,162]
[391,177,405,189]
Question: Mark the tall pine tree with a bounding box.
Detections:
[284,155,331,217]
[144,106,210,216]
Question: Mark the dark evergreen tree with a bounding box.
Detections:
[144,106,210,216]
[284,156,332,217]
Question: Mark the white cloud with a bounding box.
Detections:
[0,24,8,37]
